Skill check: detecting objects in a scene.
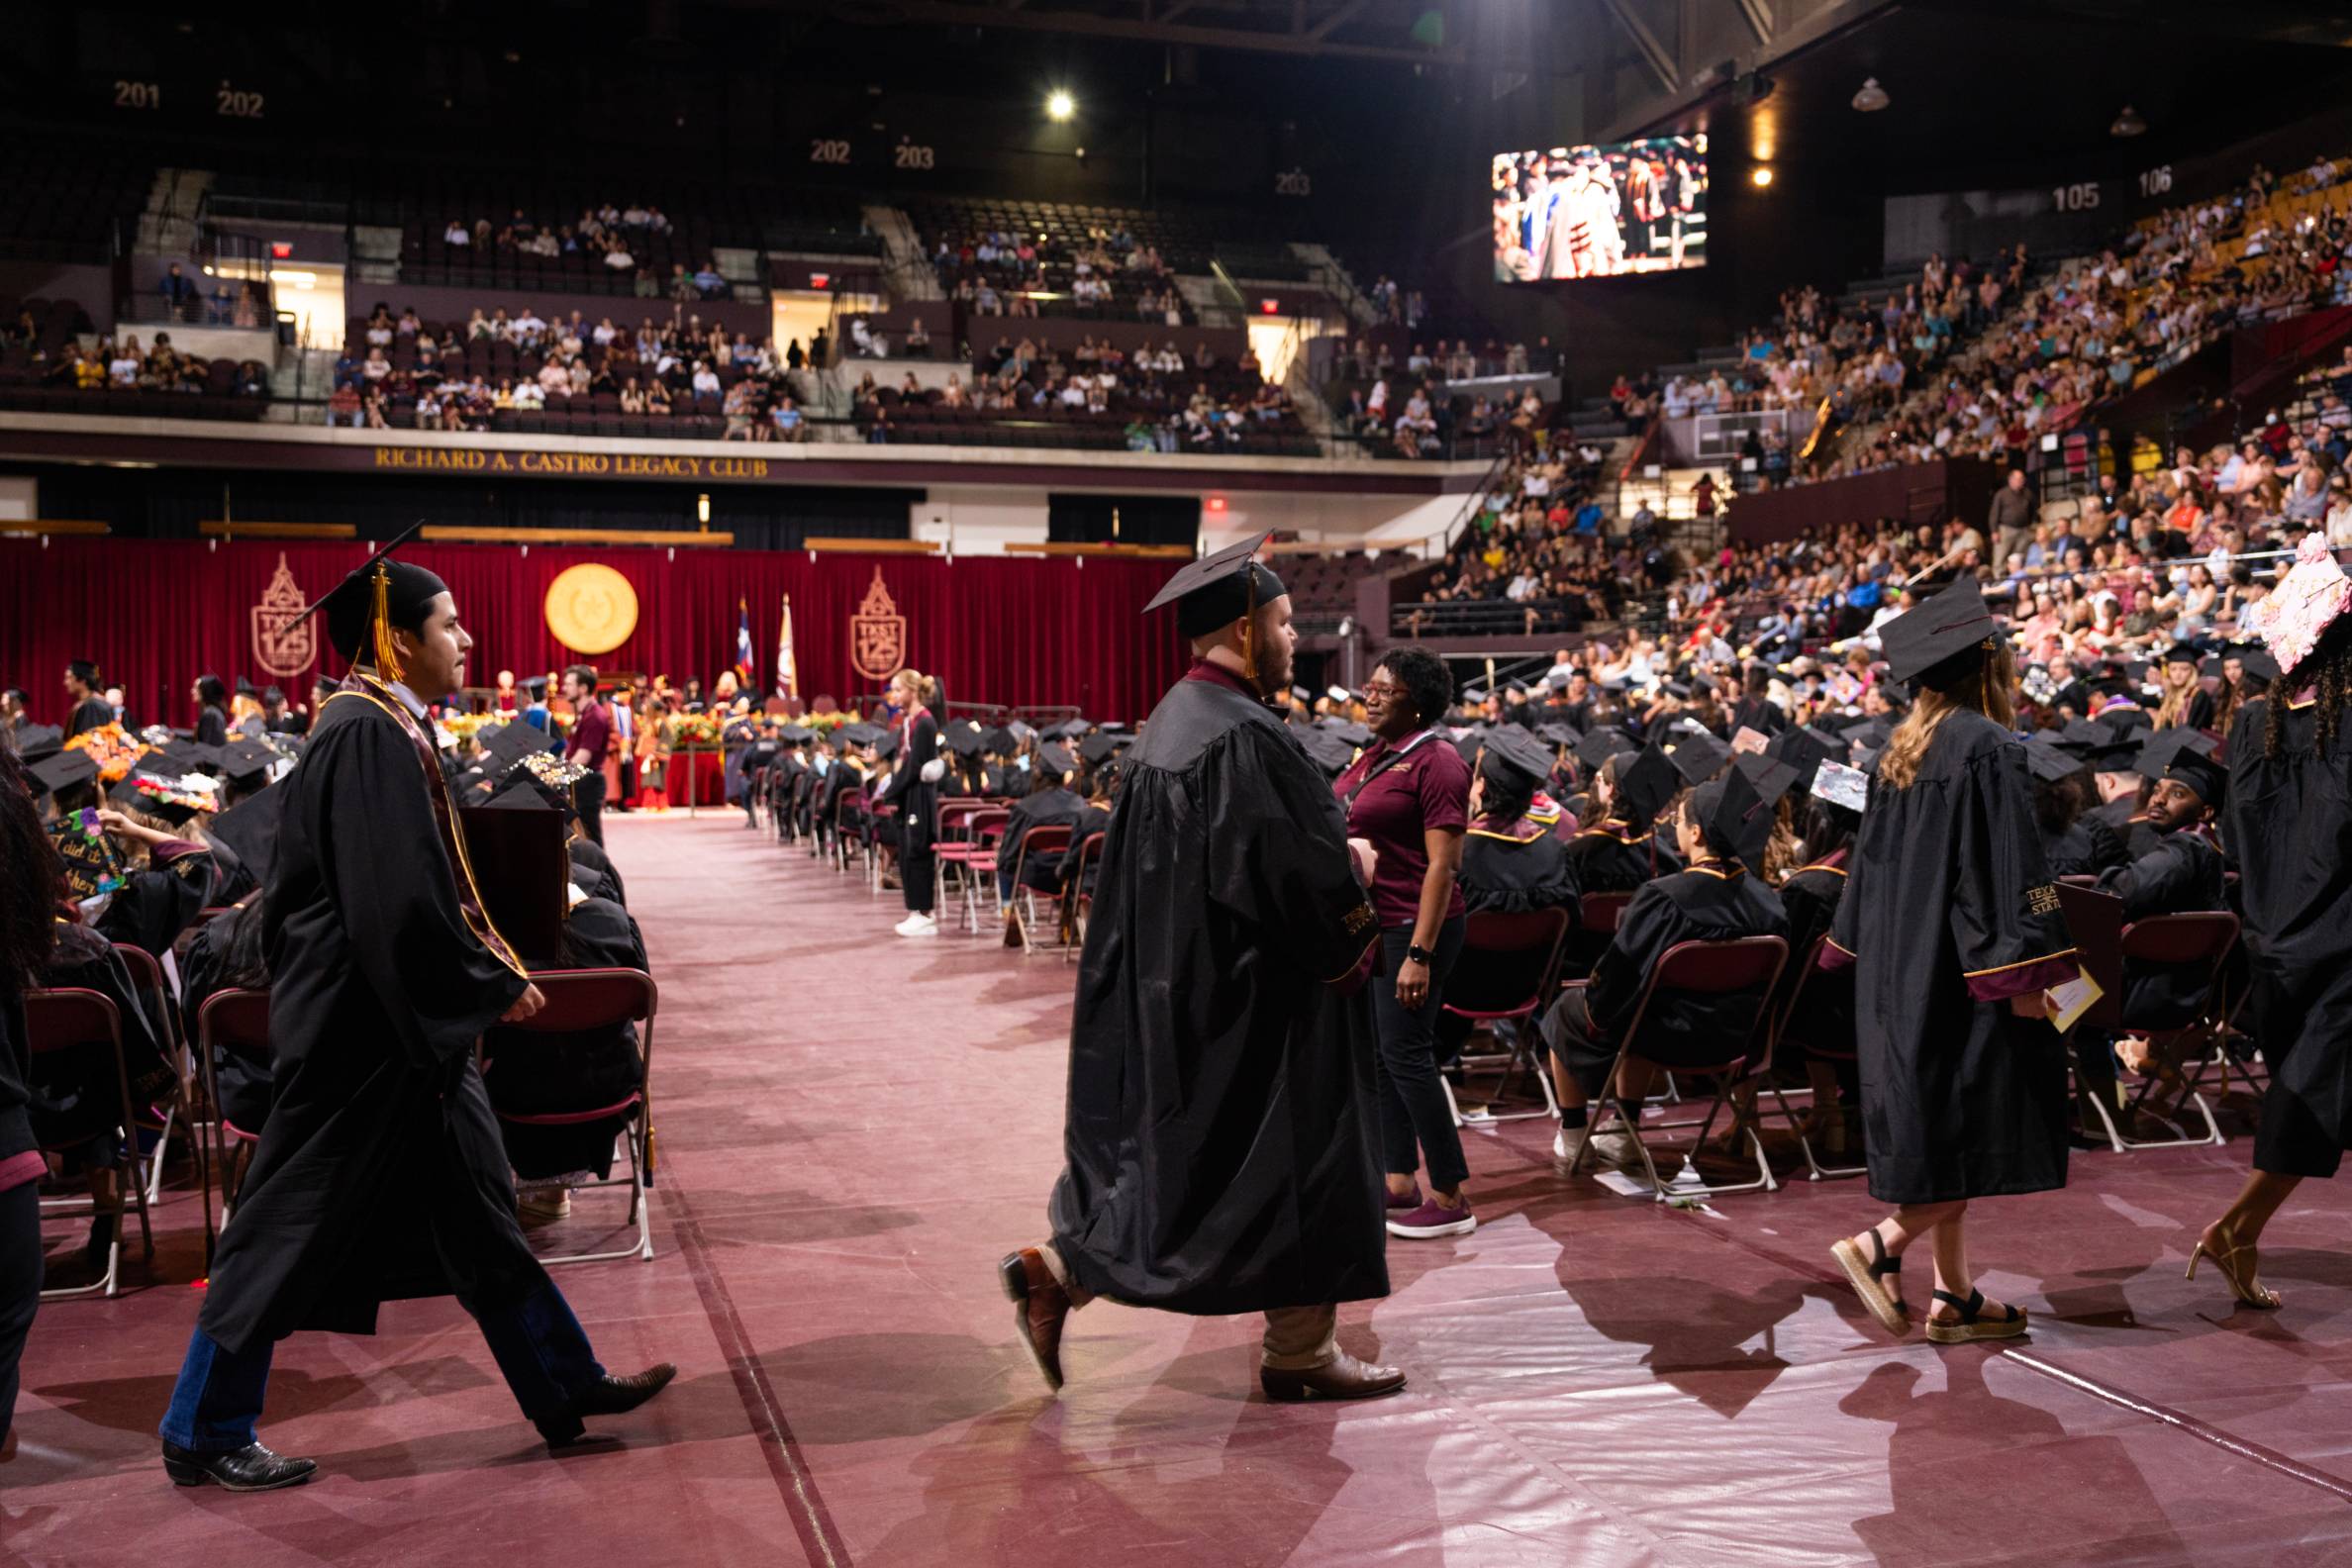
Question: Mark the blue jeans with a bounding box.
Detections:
[159,1281,606,1451]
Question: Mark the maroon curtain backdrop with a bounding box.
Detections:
[1,540,1188,729]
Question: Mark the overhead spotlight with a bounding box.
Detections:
[1046,89,1075,122]
[2111,105,2147,138]
[1852,77,1889,113]
[1750,165,1774,188]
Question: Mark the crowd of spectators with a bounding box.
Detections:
[149,262,267,328]
[928,222,1189,324]
[434,201,734,302]
[329,301,820,435]
[1407,438,1626,630]
[22,325,267,401]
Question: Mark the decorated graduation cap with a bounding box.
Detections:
[109,769,221,826]
[482,720,555,769]
[482,768,574,817]
[25,746,99,801]
[291,521,447,681]
[1812,760,1869,816]
[207,784,285,887]
[1691,763,1770,873]
[1614,742,1680,829]
[2243,531,2352,674]
[1667,730,1731,786]
[1479,725,1555,789]
[1880,574,2001,688]
[1143,531,1285,682]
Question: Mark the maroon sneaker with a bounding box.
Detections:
[1385,1184,1423,1212]
[1386,1197,1476,1240]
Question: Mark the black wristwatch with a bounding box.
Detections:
[1405,943,1434,965]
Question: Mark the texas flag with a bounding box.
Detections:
[735,599,755,688]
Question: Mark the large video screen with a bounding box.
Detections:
[1492,135,1708,282]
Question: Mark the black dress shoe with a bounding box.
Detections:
[161,1440,318,1492]
[535,1363,678,1447]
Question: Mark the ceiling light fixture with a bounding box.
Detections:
[2111,105,2146,138]
[1046,89,1075,122]
[1852,77,1889,113]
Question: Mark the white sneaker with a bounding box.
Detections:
[1553,1124,1637,1168]
[895,913,938,937]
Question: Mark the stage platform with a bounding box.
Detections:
[10,812,2352,1566]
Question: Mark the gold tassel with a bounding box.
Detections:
[370,562,405,684]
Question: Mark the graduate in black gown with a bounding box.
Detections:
[1001,534,1401,1403]
[996,742,1083,945]
[1775,764,1865,1156]
[156,540,673,1493]
[1823,576,2080,1347]
[2027,741,2127,879]
[1457,728,1579,917]
[92,777,219,957]
[62,660,113,738]
[1558,743,1679,979]
[2192,536,2352,1310]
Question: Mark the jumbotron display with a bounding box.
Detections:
[1492,135,1708,282]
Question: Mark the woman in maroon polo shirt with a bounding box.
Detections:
[1336,648,1475,1239]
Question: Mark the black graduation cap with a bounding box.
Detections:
[1079,731,1132,765]
[1450,727,1488,765]
[1732,750,1801,810]
[157,738,224,773]
[1045,720,1091,740]
[1479,726,1554,789]
[1460,686,1489,706]
[1142,532,1285,637]
[779,725,816,743]
[483,769,573,817]
[2239,648,2282,686]
[1037,741,1078,777]
[206,784,285,888]
[1693,765,1771,874]
[1320,719,1373,746]
[872,731,900,759]
[25,747,98,800]
[942,720,988,756]
[1767,725,1845,784]
[1534,722,1580,748]
[2164,746,2227,807]
[1005,720,1038,743]
[1880,574,2001,687]
[11,724,63,762]
[2161,639,2203,666]
[219,736,280,791]
[981,726,1015,753]
[1574,726,1634,769]
[2132,726,2213,777]
[1614,742,1679,828]
[2022,739,2086,785]
[837,722,884,746]
[1667,731,1731,785]
[482,721,554,769]
[290,521,447,668]
[1294,728,1356,777]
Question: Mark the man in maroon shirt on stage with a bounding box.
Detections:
[561,664,612,845]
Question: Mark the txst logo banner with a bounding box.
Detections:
[850,565,906,681]
[250,552,318,678]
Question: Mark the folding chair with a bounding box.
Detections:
[1562,935,1790,1201]
[868,801,900,894]
[1061,832,1106,963]
[23,987,155,1298]
[111,943,200,1212]
[1437,907,1571,1125]
[196,988,271,1226]
[2083,912,2241,1153]
[1006,825,1072,954]
[934,806,1011,931]
[1769,934,1866,1181]
[487,968,659,1266]
[1578,891,1633,935]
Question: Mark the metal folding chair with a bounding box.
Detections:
[1437,907,1571,1125]
[1563,935,1791,1201]
[110,943,199,1212]
[487,967,659,1266]
[1769,934,1866,1181]
[196,988,271,1229]
[2083,912,2242,1153]
[1061,832,1106,963]
[1007,825,1072,954]
[23,987,156,1298]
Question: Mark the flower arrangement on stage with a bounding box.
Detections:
[672,713,726,747]
[443,713,500,744]
[65,723,145,784]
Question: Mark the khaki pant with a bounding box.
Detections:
[1037,1244,1338,1371]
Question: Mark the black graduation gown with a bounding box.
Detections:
[2041,814,2128,879]
[196,706,229,747]
[1580,864,1788,1066]
[1048,666,1388,1315]
[2094,827,2225,1029]
[66,697,113,737]
[1827,711,2078,1204]
[1560,822,1662,975]
[566,834,628,907]
[485,895,647,1179]
[2224,697,2352,1149]
[1003,785,1083,890]
[179,900,274,1133]
[874,712,939,862]
[1461,821,1579,916]
[1774,859,1854,1059]
[95,842,214,959]
[198,690,538,1355]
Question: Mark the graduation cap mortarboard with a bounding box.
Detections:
[2163,746,2227,807]
[11,724,63,762]
[942,721,988,757]
[482,721,554,768]
[219,736,280,791]
[1078,732,1131,765]
[294,521,448,676]
[872,731,900,759]
[779,725,816,743]
[1142,532,1286,640]
[2239,649,2281,686]
[1880,575,2001,687]
[1614,742,1679,828]
[2023,739,2087,785]
[1450,727,1488,766]
[838,723,884,746]
[1320,719,1372,746]
[1037,742,1078,777]
[25,747,98,800]
[1295,728,1356,777]
[1290,686,1312,704]
[206,784,285,887]
[157,738,223,773]
[1006,720,1038,743]
[483,769,573,816]
[1461,687,1488,706]
[2161,640,2203,665]
[109,771,218,826]
[1574,726,1634,769]
[1693,765,1770,874]
[982,726,1015,753]
[1479,726,1554,790]
[2131,726,2214,777]
[1812,760,1869,815]
[1047,720,1092,740]
[1667,731,1732,786]
[1732,751,1801,810]
[1535,722,1580,748]
[1768,725,1845,785]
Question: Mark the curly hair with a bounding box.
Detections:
[2266,618,2352,758]
[1375,646,1453,730]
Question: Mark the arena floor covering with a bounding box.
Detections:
[10,811,2352,1565]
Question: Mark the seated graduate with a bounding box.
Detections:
[999,742,1084,943]
[1771,760,1867,1152]
[1558,742,1681,979]
[472,769,650,1221]
[2097,732,2229,1049]
[1060,758,1120,901]
[92,773,220,958]
[1540,768,1790,1168]
[2026,739,2128,878]
[1458,727,1578,916]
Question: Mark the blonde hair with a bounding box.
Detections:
[2152,658,2200,728]
[891,667,939,709]
[1877,640,2015,791]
